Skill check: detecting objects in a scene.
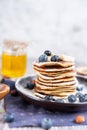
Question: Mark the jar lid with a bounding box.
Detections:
[3,40,29,51]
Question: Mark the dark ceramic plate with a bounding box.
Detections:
[15,75,87,112]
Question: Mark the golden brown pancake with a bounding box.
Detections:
[35,71,76,79]
[34,91,76,98]
[33,66,75,74]
[36,79,76,87]
[34,68,76,77]
[76,67,87,75]
[33,60,74,68]
[35,82,76,90]
[35,87,76,93]
[35,87,76,97]
[38,76,75,83]
[33,64,75,72]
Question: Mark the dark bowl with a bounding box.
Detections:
[15,75,87,112]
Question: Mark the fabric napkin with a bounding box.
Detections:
[5,94,87,128]
[4,79,87,128]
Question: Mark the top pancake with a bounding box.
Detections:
[33,61,74,68]
[33,54,75,68]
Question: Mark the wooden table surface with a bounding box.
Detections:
[0,57,87,130]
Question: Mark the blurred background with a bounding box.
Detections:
[0,0,87,64]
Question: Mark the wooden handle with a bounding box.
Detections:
[0,84,10,99]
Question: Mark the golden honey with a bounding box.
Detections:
[2,53,27,78]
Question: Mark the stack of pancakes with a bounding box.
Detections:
[33,54,77,98]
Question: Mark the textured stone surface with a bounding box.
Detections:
[0,0,87,64]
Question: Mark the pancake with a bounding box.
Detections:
[35,87,76,93]
[36,79,76,87]
[34,91,76,98]
[35,87,76,97]
[35,82,76,90]
[35,80,77,97]
[33,60,74,68]
[38,76,75,83]
[33,66,75,74]
[35,71,76,79]
[34,68,76,77]
[76,67,87,75]
[33,64,75,72]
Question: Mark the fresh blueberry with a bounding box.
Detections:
[41,118,53,130]
[44,50,52,56]
[3,113,14,123]
[39,54,48,62]
[44,95,53,101]
[55,99,64,103]
[79,95,85,102]
[26,81,35,90]
[79,94,87,102]
[68,95,77,103]
[51,55,59,62]
[76,86,83,91]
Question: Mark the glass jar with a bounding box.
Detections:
[1,40,28,78]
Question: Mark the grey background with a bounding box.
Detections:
[0,0,87,64]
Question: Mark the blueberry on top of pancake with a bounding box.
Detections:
[44,50,52,56]
[39,54,48,62]
[51,55,60,62]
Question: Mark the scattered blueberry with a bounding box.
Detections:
[79,95,85,102]
[51,55,59,62]
[41,118,53,130]
[3,113,14,123]
[39,54,48,62]
[55,99,64,103]
[68,95,77,103]
[44,95,53,101]
[76,86,83,91]
[79,94,87,102]
[76,92,83,98]
[44,50,52,56]
[26,81,35,90]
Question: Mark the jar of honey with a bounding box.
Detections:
[1,40,28,78]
